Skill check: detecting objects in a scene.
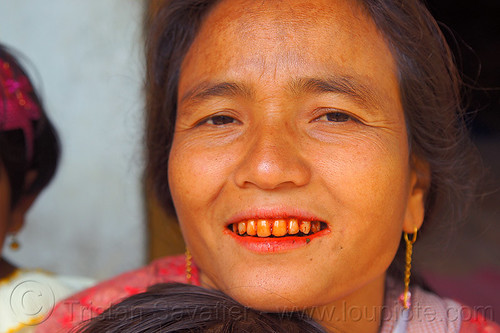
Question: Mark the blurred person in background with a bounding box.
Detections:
[0,44,93,333]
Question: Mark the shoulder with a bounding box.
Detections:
[35,255,198,333]
[411,284,500,332]
[409,286,464,332]
[382,277,499,333]
[459,305,500,333]
[1,269,91,333]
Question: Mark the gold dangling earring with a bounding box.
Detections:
[402,227,417,309]
[9,234,20,251]
[393,229,418,333]
[185,248,192,284]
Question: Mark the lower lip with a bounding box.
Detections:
[225,228,330,253]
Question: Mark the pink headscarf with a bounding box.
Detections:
[0,58,41,162]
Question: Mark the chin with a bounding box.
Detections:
[225,285,314,312]
[213,266,328,313]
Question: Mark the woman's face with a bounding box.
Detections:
[169,0,427,311]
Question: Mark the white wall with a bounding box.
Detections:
[0,1,146,280]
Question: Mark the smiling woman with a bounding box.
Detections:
[37,0,498,332]
[168,2,425,331]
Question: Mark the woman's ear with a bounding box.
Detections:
[403,155,431,233]
[8,170,38,233]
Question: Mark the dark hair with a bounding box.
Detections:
[0,44,60,207]
[75,283,326,333]
[144,0,479,277]
[357,0,480,277]
[144,0,219,213]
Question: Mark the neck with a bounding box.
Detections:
[307,274,386,333]
[0,257,18,280]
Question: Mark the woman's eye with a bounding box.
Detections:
[204,115,236,126]
[316,112,352,123]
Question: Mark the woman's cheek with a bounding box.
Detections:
[169,139,234,210]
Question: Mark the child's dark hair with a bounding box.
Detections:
[74,283,327,333]
[0,44,60,207]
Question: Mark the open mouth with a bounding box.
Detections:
[228,219,328,238]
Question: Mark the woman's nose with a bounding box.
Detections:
[233,123,311,190]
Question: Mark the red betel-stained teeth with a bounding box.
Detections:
[272,219,287,237]
[311,220,321,233]
[247,220,257,236]
[257,219,271,237]
[232,218,324,237]
[288,219,299,234]
[238,221,247,235]
[299,221,311,234]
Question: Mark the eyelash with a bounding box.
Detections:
[199,115,237,126]
[314,111,355,123]
[197,110,356,127]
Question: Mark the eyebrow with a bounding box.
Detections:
[180,81,254,105]
[289,76,380,109]
[180,75,381,110]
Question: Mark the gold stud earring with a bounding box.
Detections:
[402,227,417,309]
[185,248,192,284]
[9,234,20,251]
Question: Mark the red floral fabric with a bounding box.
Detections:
[35,255,499,332]
[35,255,199,332]
[459,306,500,333]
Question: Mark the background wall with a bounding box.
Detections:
[0,1,146,280]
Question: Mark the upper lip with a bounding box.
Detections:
[226,206,326,226]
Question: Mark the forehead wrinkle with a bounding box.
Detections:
[289,76,382,112]
[236,0,342,28]
[197,0,378,71]
[183,0,400,115]
[217,0,337,50]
